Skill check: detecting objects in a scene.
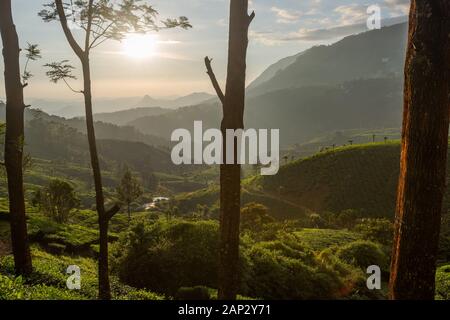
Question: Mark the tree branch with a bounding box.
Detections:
[55,0,84,59]
[62,78,83,94]
[248,11,255,25]
[106,204,121,221]
[84,0,94,53]
[204,56,225,104]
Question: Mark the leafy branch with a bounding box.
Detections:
[44,60,82,94]
[22,43,42,87]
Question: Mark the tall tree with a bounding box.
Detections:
[389,1,450,300]
[0,0,40,275]
[39,0,191,299]
[205,0,254,300]
[116,166,143,221]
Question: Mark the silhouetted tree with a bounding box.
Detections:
[117,166,143,221]
[0,1,40,275]
[204,0,254,300]
[33,179,80,223]
[389,1,450,300]
[39,0,190,299]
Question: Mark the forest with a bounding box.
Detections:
[0,0,449,303]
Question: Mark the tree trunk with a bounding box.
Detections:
[389,1,450,300]
[218,0,254,300]
[0,0,32,275]
[81,57,111,300]
[127,203,131,221]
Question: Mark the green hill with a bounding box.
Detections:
[257,142,450,218]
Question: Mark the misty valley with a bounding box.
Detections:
[0,0,449,305]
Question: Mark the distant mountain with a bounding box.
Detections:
[28,92,215,118]
[247,52,303,91]
[93,107,170,126]
[248,23,408,97]
[135,92,215,109]
[0,103,169,147]
[127,24,407,146]
[29,97,143,118]
[23,116,176,174]
[129,77,402,146]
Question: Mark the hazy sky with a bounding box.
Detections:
[0,0,409,100]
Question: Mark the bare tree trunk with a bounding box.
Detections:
[211,0,254,300]
[54,0,119,300]
[0,0,32,275]
[81,57,112,300]
[389,1,450,300]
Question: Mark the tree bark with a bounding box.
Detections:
[54,0,116,300]
[81,57,112,300]
[389,1,450,300]
[218,0,254,300]
[0,0,33,275]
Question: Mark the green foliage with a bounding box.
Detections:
[336,240,388,271]
[240,202,274,232]
[435,264,450,300]
[27,214,109,255]
[0,246,162,300]
[112,219,220,295]
[243,235,344,299]
[175,286,211,300]
[116,166,143,218]
[354,218,393,246]
[32,179,79,223]
[294,228,360,251]
[258,143,402,218]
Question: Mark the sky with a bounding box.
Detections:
[0,0,409,101]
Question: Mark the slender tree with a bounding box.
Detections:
[205,0,254,300]
[0,1,40,275]
[39,0,191,299]
[389,1,450,300]
[116,166,143,221]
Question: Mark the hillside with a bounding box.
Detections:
[135,92,215,109]
[256,143,401,217]
[125,25,408,146]
[129,78,402,146]
[248,23,408,97]
[23,117,176,175]
[93,107,170,126]
[174,143,450,220]
[0,103,168,147]
[257,143,450,218]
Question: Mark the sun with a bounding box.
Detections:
[122,34,158,59]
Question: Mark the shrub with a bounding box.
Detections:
[32,179,79,223]
[336,240,388,271]
[243,236,344,299]
[175,286,211,300]
[112,220,220,295]
[435,264,450,300]
[354,218,393,246]
[240,203,274,232]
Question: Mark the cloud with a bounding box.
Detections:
[334,4,368,26]
[250,15,408,45]
[384,0,410,15]
[270,6,302,24]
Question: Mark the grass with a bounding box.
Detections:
[0,246,163,300]
[294,229,361,251]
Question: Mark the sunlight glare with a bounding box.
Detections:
[122,34,158,59]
